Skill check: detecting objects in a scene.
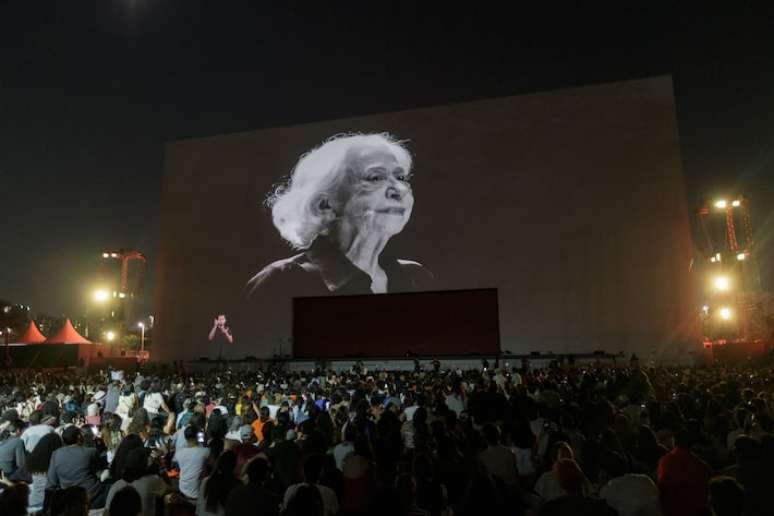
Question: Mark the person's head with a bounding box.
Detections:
[0,418,24,439]
[597,450,627,487]
[553,458,585,496]
[108,486,142,516]
[482,423,500,446]
[284,483,324,516]
[259,406,270,422]
[50,485,89,516]
[268,133,414,250]
[27,432,63,473]
[674,427,694,450]
[709,476,745,516]
[550,441,574,464]
[0,480,29,516]
[29,411,42,425]
[184,425,199,444]
[343,421,358,443]
[122,448,150,483]
[245,457,270,485]
[204,450,238,511]
[215,314,226,327]
[303,454,325,484]
[62,425,82,446]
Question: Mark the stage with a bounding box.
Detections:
[186,351,626,372]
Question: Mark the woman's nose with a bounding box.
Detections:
[386,179,408,200]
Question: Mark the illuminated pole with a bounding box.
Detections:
[138,322,145,353]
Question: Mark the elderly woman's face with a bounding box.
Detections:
[338,145,413,236]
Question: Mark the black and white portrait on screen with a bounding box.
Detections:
[245,132,433,303]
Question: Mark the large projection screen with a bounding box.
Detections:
[154,76,699,363]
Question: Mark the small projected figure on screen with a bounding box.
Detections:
[246,132,432,300]
[208,314,233,360]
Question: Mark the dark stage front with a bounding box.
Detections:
[292,288,500,359]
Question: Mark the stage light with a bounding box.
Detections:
[732,200,741,207]
[118,292,126,299]
[719,307,732,320]
[102,252,109,258]
[702,305,710,314]
[710,256,717,263]
[713,276,730,291]
[105,331,116,341]
[737,253,746,261]
[714,199,727,209]
[137,322,144,329]
[110,252,118,258]
[94,289,109,302]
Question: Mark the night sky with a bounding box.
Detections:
[1,3,773,320]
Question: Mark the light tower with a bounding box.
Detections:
[95,249,147,342]
[696,195,766,343]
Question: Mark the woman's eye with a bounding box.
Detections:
[366,175,384,182]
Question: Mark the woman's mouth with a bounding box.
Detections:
[376,207,406,215]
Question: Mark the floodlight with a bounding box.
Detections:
[713,276,730,291]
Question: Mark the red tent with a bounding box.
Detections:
[13,320,47,344]
[44,319,91,344]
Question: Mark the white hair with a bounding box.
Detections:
[267,132,413,249]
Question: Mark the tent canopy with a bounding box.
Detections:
[12,320,47,344]
[44,319,91,344]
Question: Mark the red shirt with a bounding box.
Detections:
[657,447,713,516]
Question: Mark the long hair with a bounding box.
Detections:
[27,432,63,474]
[110,433,145,481]
[203,450,239,512]
[268,132,412,249]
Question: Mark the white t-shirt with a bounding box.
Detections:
[143,392,165,415]
[333,441,355,471]
[511,446,535,476]
[105,475,169,516]
[478,445,519,487]
[600,474,662,516]
[444,394,466,416]
[21,424,54,453]
[284,483,339,516]
[174,445,210,499]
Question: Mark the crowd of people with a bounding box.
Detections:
[0,354,772,516]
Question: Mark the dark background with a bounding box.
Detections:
[155,77,697,362]
[1,3,772,328]
[293,289,501,358]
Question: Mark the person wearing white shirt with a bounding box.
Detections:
[21,413,55,453]
[174,426,210,500]
[600,473,662,516]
